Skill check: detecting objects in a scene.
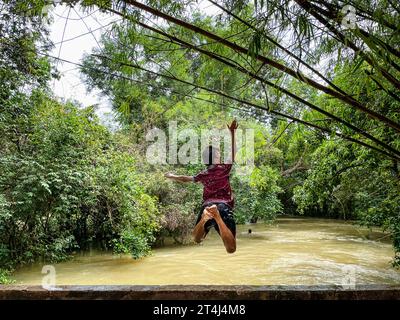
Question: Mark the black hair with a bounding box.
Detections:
[208,145,213,166]
[203,145,219,167]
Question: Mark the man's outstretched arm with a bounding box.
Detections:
[227,119,238,163]
[164,173,194,183]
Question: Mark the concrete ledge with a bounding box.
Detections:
[1,285,400,300]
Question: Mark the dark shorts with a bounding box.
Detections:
[195,202,236,237]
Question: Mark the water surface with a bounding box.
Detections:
[11,218,400,285]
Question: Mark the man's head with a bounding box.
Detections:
[202,145,221,166]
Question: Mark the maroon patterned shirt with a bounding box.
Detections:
[193,164,234,209]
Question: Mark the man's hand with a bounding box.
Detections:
[227,119,238,132]
[164,172,174,179]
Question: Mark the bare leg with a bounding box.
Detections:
[205,205,236,254]
[192,209,212,243]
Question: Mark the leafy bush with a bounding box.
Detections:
[233,166,283,224]
[139,166,201,245]
[112,230,152,259]
[0,94,161,268]
[0,269,15,284]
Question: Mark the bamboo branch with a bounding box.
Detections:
[102,8,400,158]
[118,0,400,132]
[207,0,349,96]
[294,0,400,91]
[92,53,400,161]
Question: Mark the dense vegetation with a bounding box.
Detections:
[0,0,399,281]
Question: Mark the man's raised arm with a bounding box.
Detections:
[227,119,238,163]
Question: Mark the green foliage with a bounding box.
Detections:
[293,140,355,217]
[0,269,15,284]
[2,0,400,273]
[0,92,161,268]
[233,166,283,224]
[79,2,400,267]
[137,162,201,245]
[112,230,152,259]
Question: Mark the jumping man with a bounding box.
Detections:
[164,120,238,254]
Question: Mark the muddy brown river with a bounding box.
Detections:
[11,218,400,286]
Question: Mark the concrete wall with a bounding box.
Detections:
[1,285,400,300]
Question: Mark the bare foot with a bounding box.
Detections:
[201,209,213,222]
[204,205,220,220]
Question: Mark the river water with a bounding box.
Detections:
[11,218,400,285]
